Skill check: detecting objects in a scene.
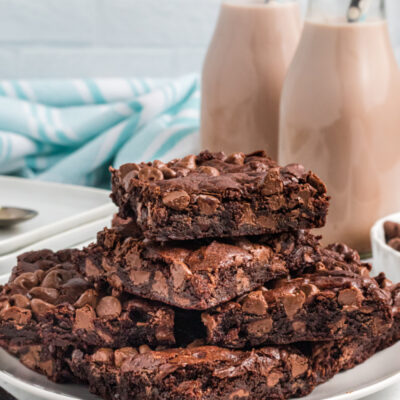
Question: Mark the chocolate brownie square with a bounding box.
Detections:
[70,344,314,400]
[111,150,329,241]
[202,271,392,348]
[78,228,321,310]
[0,249,176,352]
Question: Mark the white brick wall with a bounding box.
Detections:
[0,0,398,79]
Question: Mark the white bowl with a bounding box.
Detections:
[371,211,400,283]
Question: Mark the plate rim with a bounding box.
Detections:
[0,176,115,255]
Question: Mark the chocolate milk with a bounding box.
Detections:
[279,18,400,254]
[201,0,301,160]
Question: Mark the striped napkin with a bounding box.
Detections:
[0,75,200,188]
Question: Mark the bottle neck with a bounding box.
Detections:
[306,0,386,23]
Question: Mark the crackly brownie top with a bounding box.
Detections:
[111,150,327,197]
[95,227,319,275]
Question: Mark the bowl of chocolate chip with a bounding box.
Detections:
[371,212,400,282]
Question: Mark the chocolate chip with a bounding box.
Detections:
[120,163,140,180]
[300,284,319,298]
[10,294,30,309]
[384,221,400,242]
[120,164,140,190]
[267,372,283,388]
[96,296,122,320]
[85,259,101,278]
[162,190,190,211]
[114,347,138,367]
[74,289,98,309]
[138,344,151,354]
[175,168,190,177]
[282,164,306,179]
[20,345,40,370]
[31,299,54,317]
[13,272,40,291]
[108,273,124,293]
[242,291,268,315]
[288,354,308,378]
[40,269,70,289]
[91,348,114,364]
[247,318,273,337]
[236,269,250,293]
[176,154,197,170]
[307,172,327,193]
[138,166,164,182]
[0,306,32,324]
[125,250,142,269]
[153,160,166,169]
[152,271,169,298]
[281,291,306,319]
[170,261,192,291]
[129,269,150,285]
[29,287,59,304]
[262,168,283,196]
[248,161,268,172]
[338,287,364,310]
[196,195,220,215]
[226,152,245,165]
[160,167,177,179]
[388,238,400,252]
[74,305,96,330]
[198,166,220,176]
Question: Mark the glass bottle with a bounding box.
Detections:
[201,0,301,160]
[279,0,400,254]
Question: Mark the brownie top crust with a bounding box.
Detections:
[112,150,326,194]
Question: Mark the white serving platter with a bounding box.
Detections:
[0,176,116,256]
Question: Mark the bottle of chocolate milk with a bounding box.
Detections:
[279,0,400,255]
[201,0,301,160]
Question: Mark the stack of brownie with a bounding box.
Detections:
[0,150,399,400]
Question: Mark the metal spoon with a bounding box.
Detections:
[0,206,38,228]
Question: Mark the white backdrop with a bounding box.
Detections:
[0,0,398,79]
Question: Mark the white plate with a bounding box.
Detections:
[0,176,115,256]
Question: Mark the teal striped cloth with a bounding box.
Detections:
[0,75,200,188]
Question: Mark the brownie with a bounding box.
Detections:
[313,276,400,383]
[70,344,315,400]
[202,271,392,348]
[110,150,329,241]
[78,228,321,310]
[0,249,176,351]
[0,337,76,383]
